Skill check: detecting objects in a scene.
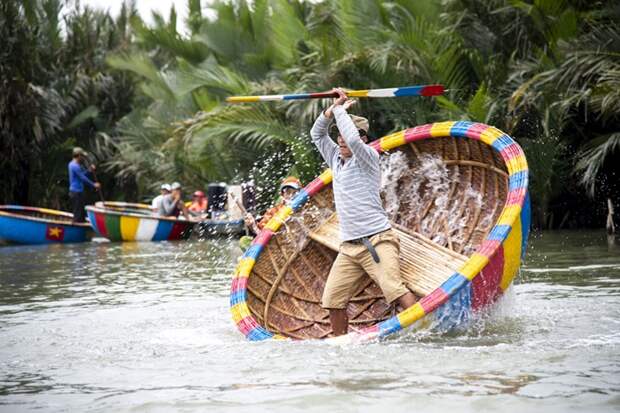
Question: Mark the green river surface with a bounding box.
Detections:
[0,231,618,412]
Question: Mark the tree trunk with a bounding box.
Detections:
[607,198,616,248]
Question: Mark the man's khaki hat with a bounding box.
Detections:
[350,115,369,133]
[329,115,370,136]
[72,147,87,156]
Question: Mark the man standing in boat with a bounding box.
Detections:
[310,88,418,336]
[68,147,101,223]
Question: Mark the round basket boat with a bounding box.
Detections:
[85,205,195,242]
[230,121,530,342]
[0,205,91,244]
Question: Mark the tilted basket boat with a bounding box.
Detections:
[85,204,195,242]
[0,205,91,244]
[230,121,530,341]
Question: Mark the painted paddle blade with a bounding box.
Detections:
[348,84,445,98]
[226,84,445,103]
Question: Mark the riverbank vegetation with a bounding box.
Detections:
[1,0,618,228]
[1,0,136,208]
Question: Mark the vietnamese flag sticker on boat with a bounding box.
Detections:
[45,225,65,241]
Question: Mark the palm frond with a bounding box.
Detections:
[173,58,252,98]
[107,52,175,101]
[575,132,620,196]
[66,105,99,129]
[131,14,209,64]
[268,0,307,66]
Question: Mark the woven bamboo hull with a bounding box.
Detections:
[85,206,195,242]
[231,121,530,341]
[0,205,91,244]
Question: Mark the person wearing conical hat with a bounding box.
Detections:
[310,87,418,336]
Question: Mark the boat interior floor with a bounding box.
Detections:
[308,213,468,298]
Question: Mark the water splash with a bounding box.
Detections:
[380,151,484,254]
[286,204,334,250]
[260,149,489,255]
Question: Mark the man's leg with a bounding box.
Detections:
[328,309,349,336]
[362,230,418,309]
[397,291,418,309]
[70,192,81,222]
[321,251,366,336]
[74,192,86,222]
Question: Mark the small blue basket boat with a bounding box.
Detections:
[0,205,91,245]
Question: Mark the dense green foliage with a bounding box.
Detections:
[2,0,619,227]
[0,0,137,208]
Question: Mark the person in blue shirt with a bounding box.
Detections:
[68,147,101,222]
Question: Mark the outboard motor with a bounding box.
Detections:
[207,183,228,218]
[241,180,256,215]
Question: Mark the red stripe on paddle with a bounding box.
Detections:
[420,84,445,96]
[309,92,337,98]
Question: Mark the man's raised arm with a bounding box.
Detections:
[332,105,379,171]
[310,112,338,169]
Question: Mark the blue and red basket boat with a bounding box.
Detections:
[0,205,91,244]
[230,121,530,342]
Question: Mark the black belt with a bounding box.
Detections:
[347,234,382,263]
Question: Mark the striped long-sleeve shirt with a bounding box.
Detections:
[310,106,390,241]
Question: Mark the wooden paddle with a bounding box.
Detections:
[91,168,105,203]
[82,154,105,204]
[226,84,445,103]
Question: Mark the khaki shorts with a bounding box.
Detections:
[321,229,410,309]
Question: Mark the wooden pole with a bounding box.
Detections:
[607,198,616,248]
[607,198,615,235]
[83,154,105,204]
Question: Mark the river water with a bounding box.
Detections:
[0,231,618,412]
